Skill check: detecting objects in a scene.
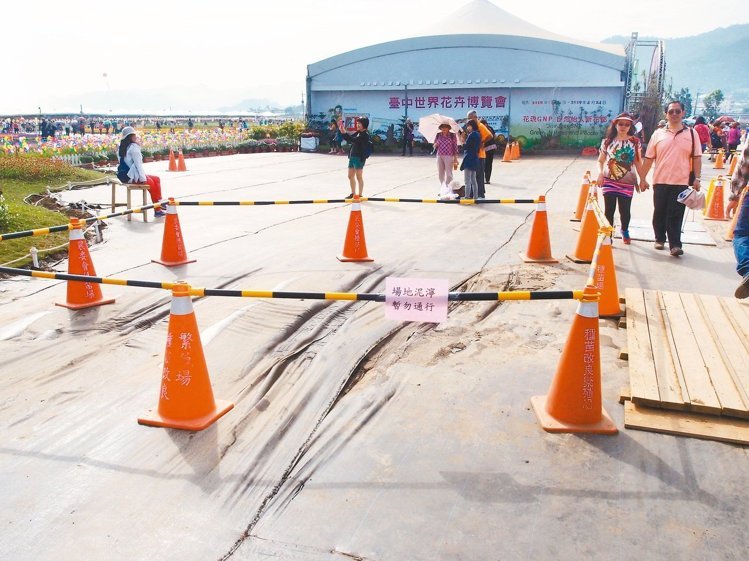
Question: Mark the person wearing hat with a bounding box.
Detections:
[433,120,459,190]
[596,112,647,244]
[117,126,165,217]
[640,100,702,257]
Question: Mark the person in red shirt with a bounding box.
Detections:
[693,116,710,152]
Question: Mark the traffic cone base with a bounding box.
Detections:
[56,297,115,311]
[337,199,373,262]
[138,283,233,431]
[531,395,617,434]
[138,399,234,431]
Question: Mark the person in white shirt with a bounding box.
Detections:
[117,126,165,217]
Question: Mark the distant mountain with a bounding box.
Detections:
[604,24,749,106]
[50,85,298,115]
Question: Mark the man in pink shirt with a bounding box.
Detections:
[640,101,703,257]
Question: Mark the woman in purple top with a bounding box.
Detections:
[727,122,741,158]
[433,121,459,187]
[596,113,647,244]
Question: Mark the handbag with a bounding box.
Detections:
[678,188,705,210]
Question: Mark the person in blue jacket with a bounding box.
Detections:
[459,119,481,199]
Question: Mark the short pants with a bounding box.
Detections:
[348,156,365,169]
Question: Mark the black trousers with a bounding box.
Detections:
[477,158,486,198]
[603,192,633,231]
[652,184,687,249]
[484,150,495,182]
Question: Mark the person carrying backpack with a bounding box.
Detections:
[117,126,165,217]
[338,116,373,199]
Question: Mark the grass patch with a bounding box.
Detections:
[0,155,106,266]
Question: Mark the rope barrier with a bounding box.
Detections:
[585,231,609,288]
[0,201,165,241]
[172,197,540,206]
[0,266,584,302]
[1,195,540,242]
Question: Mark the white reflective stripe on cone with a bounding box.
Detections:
[351,203,361,211]
[166,203,178,215]
[171,296,193,316]
[537,202,546,212]
[69,229,84,241]
[577,300,598,318]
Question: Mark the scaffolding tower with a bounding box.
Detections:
[623,32,666,113]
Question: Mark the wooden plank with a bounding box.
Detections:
[698,295,749,415]
[720,299,749,355]
[624,288,661,406]
[657,291,691,407]
[642,289,687,409]
[681,293,749,418]
[619,385,631,404]
[660,291,721,414]
[624,401,749,446]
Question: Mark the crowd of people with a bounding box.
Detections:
[0,116,289,139]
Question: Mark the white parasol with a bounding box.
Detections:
[417,114,462,145]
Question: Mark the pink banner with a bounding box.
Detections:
[385,277,449,323]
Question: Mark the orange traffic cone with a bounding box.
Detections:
[153,198,196,266]
[571,172,591,222]
[566,195,599,263]
[520,195,558,263]
[531,284,618,434]
[501,143,512,163]
[593,235,622,318]
[713,149,725,169]
[177,150,187,172]
[704,177,727,221]
[728,152,739,177]
[167,149,177,172]
[138,282,233,431]
[56,218,115,310]
[725,186,748,241]
[511,141,520,160]
[337,196,373,262]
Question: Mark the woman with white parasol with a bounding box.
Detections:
[418,114,461,197]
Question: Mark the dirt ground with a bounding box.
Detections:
[1,152,747,561]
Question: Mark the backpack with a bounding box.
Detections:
[362,134,374,160]
[117,157,130,183]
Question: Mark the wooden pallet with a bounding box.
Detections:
[625,288,749,419]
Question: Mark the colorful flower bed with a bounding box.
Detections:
[0,129,298,162]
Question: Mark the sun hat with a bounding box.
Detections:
[120,126,136,140]
[439,121,452,129]
[612,112,633,123]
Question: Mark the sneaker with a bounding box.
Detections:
[654,241,665,250]
[670,247,684,257]
[343,193,354,199]
[622,230,631,245]
[154,210,166,217]
[736,275,749,299]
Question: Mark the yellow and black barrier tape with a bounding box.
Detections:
[0,201,165,242]
[585,231,609,287]
[174,196,540,206]
[0,266,584,302]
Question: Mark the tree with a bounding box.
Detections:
[702,90,724,122]
[675,88,693,117]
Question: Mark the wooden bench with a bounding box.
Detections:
[110,180,149,222]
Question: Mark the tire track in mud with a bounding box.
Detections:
[217,158,580,559]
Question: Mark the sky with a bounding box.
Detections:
[3,0,747,114]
